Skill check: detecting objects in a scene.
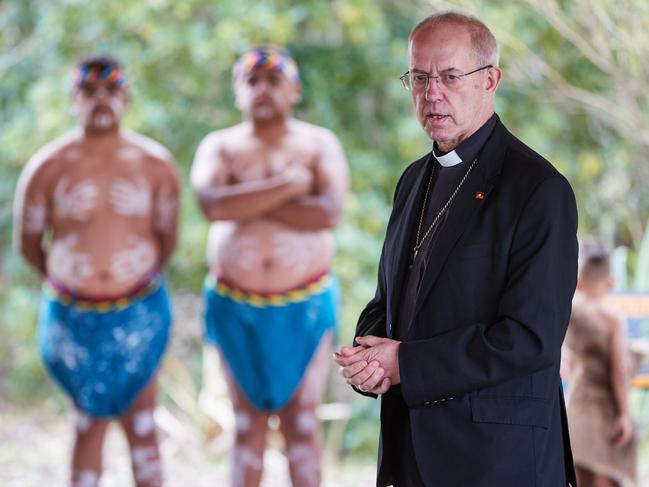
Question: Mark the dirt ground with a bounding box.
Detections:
[0,404,376,487]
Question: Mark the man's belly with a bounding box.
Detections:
[46,228,159,297]
[207,220,334,293]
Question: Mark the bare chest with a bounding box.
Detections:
[225,142,316,183]
[48,152,156,223]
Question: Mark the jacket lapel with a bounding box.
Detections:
[412,120,510,320]
[388,153,434,314]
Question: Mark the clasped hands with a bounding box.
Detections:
[334,335,401,395]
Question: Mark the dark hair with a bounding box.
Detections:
[578,240,611,283]
[78,54,122,71]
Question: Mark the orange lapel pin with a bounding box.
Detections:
[475,191,485,200]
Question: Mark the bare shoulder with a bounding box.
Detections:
[21,130,82,183]
[197,124,248,155]
[121,129,174,164]
[290,119,342,147]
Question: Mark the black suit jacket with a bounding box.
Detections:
[356,119,578,487]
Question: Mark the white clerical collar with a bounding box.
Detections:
[432,148,463,167]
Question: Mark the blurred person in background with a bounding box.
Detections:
[564,241,637,487]
[13,55,180,487]
[191,46,348,487]
[335,11,578,487]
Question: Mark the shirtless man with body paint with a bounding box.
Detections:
[191,47,348,487]
[13,55,180,487]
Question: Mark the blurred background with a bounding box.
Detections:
[1,0,649,485]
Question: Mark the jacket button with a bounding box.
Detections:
[424,401,431,405]
[388,321,392,333]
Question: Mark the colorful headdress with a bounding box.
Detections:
[74,61,126,88]
[232,47,300,83]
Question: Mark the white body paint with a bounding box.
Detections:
[131,446,161,484]
[48,234,95,284]
[63,148,82,161]
[109,176,152,216]
[116,146,142,161]
[226,235,264,272]
[23,197,47,234]
[232,446,263,487]
[287,443,319,487]
[74,410,92,433]
[54,176,99,221]
[235,411,251,433]
[153,185,177,232]
[133,409,156,437]
[272,234,312,275]
[109,234,156,283]
[71,469,99,487]
[295,411,317,434]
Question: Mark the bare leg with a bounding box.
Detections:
[71,409,109,487]
[223,362,269,487]
[278,331,333,487]
[119,378,162,487]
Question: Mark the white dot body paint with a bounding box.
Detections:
[63,148,82,161]
[131,446,161,484]
[272,234,312,275]
[48,234,95,283]
[54,176,99,221]
[116,146,142,161]
[287,442,319,487]
[74,410,92,433]
[232,446,263,487]
[93,113,115,131]
[153,185,178,232]
[133,409,156,437]
[71,469,99,487]
[295,410,317,434]
[235,411,251,433]
[109,234,156,283]
[23,198,47,234]
[109,176,152,216]
[226,235,263,272]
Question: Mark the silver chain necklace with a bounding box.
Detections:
[412,157,478,261]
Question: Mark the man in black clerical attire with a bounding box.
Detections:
[335,11,578,487]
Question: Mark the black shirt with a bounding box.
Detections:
[396,114,498,340]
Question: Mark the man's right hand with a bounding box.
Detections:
[334,341,394,395]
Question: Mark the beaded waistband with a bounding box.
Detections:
[206,271,330,307]
[44,274,161,312]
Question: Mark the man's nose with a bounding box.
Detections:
[424,77,443,101]
[94,87,111,99]
[254,79,272,93]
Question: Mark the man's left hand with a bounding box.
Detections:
[334,335,401,394]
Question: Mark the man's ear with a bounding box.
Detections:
[485,66,502,93]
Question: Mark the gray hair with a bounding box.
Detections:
[409,11,499,67]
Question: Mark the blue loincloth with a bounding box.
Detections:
[38,276,172,418]
[203,272,338,411]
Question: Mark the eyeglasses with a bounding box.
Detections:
[400,65,493,92]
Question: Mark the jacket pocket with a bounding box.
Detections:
[470,395,551,429]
